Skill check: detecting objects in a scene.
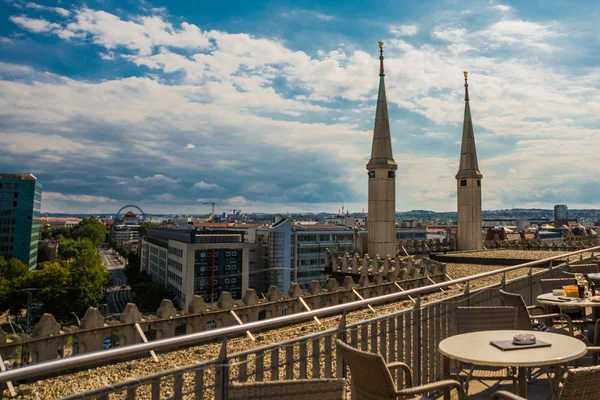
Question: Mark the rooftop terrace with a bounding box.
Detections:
[1,247,599,399]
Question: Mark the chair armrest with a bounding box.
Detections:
[386,361,413,388]
[529,313,574,335]
[527,305,547,314]
[492,390,526,400]
[396,379,466,400]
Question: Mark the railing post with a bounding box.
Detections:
[336,311,347,379]
[214,340,229,400]
[528,267,533,305]
[463,281,470,306]
[414,295,422,385]
[500,272,506,291]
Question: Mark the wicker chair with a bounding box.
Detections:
[228,378,346,400]
[540,278,589,328]
[454,307,519,395]
[499,289,574,335]
[562,263,600,276]
[336,339,466,400]
[492,365,600,400]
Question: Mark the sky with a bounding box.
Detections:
[1,0,599,215]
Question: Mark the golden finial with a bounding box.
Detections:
[378,41,384,48]
[463,71,468,78]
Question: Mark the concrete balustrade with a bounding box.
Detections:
[0,262,446,365]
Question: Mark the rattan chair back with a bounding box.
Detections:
[541,278,577,294]
[336,339,397,400]
[228,378,346,400]
[455,306,517,335]
[564,263,600,275]
[559,365,600,400]
[499,290,531,331]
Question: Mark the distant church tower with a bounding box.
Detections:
[456,71,483,251]
[367,41,397,258]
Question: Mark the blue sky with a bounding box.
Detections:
[1,0,599,214]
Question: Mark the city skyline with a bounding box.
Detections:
[1,0,599,214]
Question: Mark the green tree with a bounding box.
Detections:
[138,221,156,237]
[68,249,110,315]
[139,283,173,312]
[124,252,141,283]
[58,237,96,260]
[29,261,71,317]
[52,227,72,240]
[72,218,106,247]
[40,228,52,240]
[0,257,31,314]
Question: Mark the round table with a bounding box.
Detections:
[438,330,587,399]
[537,292,600,320]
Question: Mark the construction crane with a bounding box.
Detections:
[228,209,241,222]
[203,201,223,222]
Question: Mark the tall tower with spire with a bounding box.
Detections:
[367,41,397,258]
[456,71,483,251]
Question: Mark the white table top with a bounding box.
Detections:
[537,292,600,308]
[438,330,586,367]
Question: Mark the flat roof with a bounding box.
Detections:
[0,173,37,180]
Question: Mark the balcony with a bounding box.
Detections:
[1,246,600,399]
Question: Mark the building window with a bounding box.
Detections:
[368,171,375,179]
[477,180,481,187]
[388,171,395,179]
[460,180,467,187]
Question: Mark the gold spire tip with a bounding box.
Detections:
[378,41,384,48]
[463,71,468,78]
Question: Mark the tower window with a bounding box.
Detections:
[460,180,467,187]
[368,171,375,179]
[477,180,481,187]
[388,171,395,179]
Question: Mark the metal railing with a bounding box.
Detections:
[0,246,598,392]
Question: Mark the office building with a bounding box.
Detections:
[554,205,568,221]
[324,215,366,228]
[265,218,355,292]
[110,210,141,246]
[0,173,42,270]
[141,228,250,308]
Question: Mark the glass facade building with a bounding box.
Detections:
[0,173,42,270]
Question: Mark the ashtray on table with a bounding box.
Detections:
[513,333,536,345]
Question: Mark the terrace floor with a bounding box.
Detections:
[458,374,555,400]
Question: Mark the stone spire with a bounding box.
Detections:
[367,41,396,169]
[367,41,397,259]
[456,71,483,251]
[456,71,482,180]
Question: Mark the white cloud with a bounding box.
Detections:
[43,192,116,203]
[25,2,70,17]
[226,196,247,205]
[491,4,512,12]
[389,24,418,37]
[315,13,334,21]
[154,193,176,202]
[432,27,467,42]
[185,143,195,149]
[193,181,222,190]
[9,15,60,33]
[133,174,179,184]
[3,5,600,211]
[99,51,115,60]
